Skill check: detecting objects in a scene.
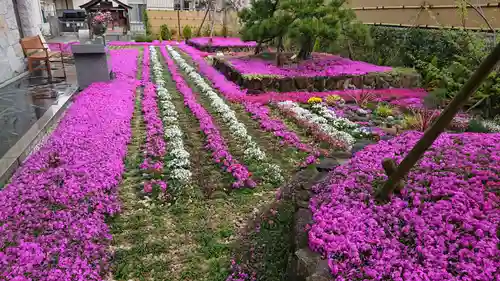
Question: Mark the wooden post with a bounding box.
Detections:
[177,9,181,41]
[375,42,500,203]
[197,1,211,36]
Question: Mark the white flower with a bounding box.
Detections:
[166,45,284,184]
[277,101,355,149]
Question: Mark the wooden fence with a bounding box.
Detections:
[146,10,240,36]
[347,0,500,31]
[147,1,500,36]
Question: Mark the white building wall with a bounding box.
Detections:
[0,0,26,84]
[146,0,174,10]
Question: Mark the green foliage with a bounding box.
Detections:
[374,104,394,118]
[160,24,171,40]
[467,119,490,133]
[340,26,500,116]
[133,34,153,42]
[143,10,152,36]
[182,25,193,40]
[239,0,368,59]
[202,25,211,37]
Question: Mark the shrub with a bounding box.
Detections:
[374,104,394,117]
[182,25,193,40]
[467,119,490,133]
[143,10,152,36]
[160,24,171,40]
[202,25,211,37]
[134,34,153,42]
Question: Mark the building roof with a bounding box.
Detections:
[79,0,132,10]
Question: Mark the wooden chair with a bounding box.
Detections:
[20,35,67,82]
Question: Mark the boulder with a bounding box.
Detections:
[316,157,340,172]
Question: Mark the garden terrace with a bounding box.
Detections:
[186,37,257,53]
[213,53,421,94]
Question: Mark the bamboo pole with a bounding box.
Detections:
[375,42,500,203]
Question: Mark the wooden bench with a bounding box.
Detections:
[20,35,66,81]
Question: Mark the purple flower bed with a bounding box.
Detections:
[0,49,138,280]
[160,46,255,188]
[140,49,168,193]
[227,53,392,78]
[188,37,257,48]
[309,132,500,281]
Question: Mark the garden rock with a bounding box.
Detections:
[356,108,368,116]
[294,208,313,249]
[351,140,376,155]
[296,248,321,278]
[387,115,395,122]
[316,157,339,172]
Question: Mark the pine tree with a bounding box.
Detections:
[239,0,367,60]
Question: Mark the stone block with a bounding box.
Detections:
[296,248,321,278]
[294,208,313,249]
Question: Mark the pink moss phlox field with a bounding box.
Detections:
[188,37,257,48]
[140,49,168,192]
[245,88,428,105]
[178,44,428,105]
[178,44,247,102]
[160,46,255,188]
[309,132,500,281]
[47,42,79,54]
[178,45,320,164]
[0,49,138,280]
[228,53,392,77]
[243,102,320,166]
[108,41,178,46]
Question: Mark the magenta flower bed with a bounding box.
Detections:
[178,44,427,105]
[309,132,500,281]
[244,88,428,105]
[228,53,392,78]
[160,46,254,188]
[188,37,257,48]
[0,49,138,280]
[139,49,168,193]
[47,41,79,54]
[177,44,321,162]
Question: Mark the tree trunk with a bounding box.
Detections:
[209,4,216,37]
[276,36,284,67]
[177,9,181,41]
[255,40,263,54]
[222,1,227,37]
[197,2,211,36]
[298,37,314,60]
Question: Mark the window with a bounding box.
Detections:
[129,4,146,23]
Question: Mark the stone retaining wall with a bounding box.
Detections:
[213,57,421,94]
[186,40,255,53]
[280,152,352,281]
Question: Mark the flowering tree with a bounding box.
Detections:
[91,11,113,36]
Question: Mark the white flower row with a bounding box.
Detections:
[310,103,371,139]
[277,101,356,150]
[149,46,192,186]
[166,45,283,184]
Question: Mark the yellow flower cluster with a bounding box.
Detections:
[325,95,345,106]
[307,97,323,104]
